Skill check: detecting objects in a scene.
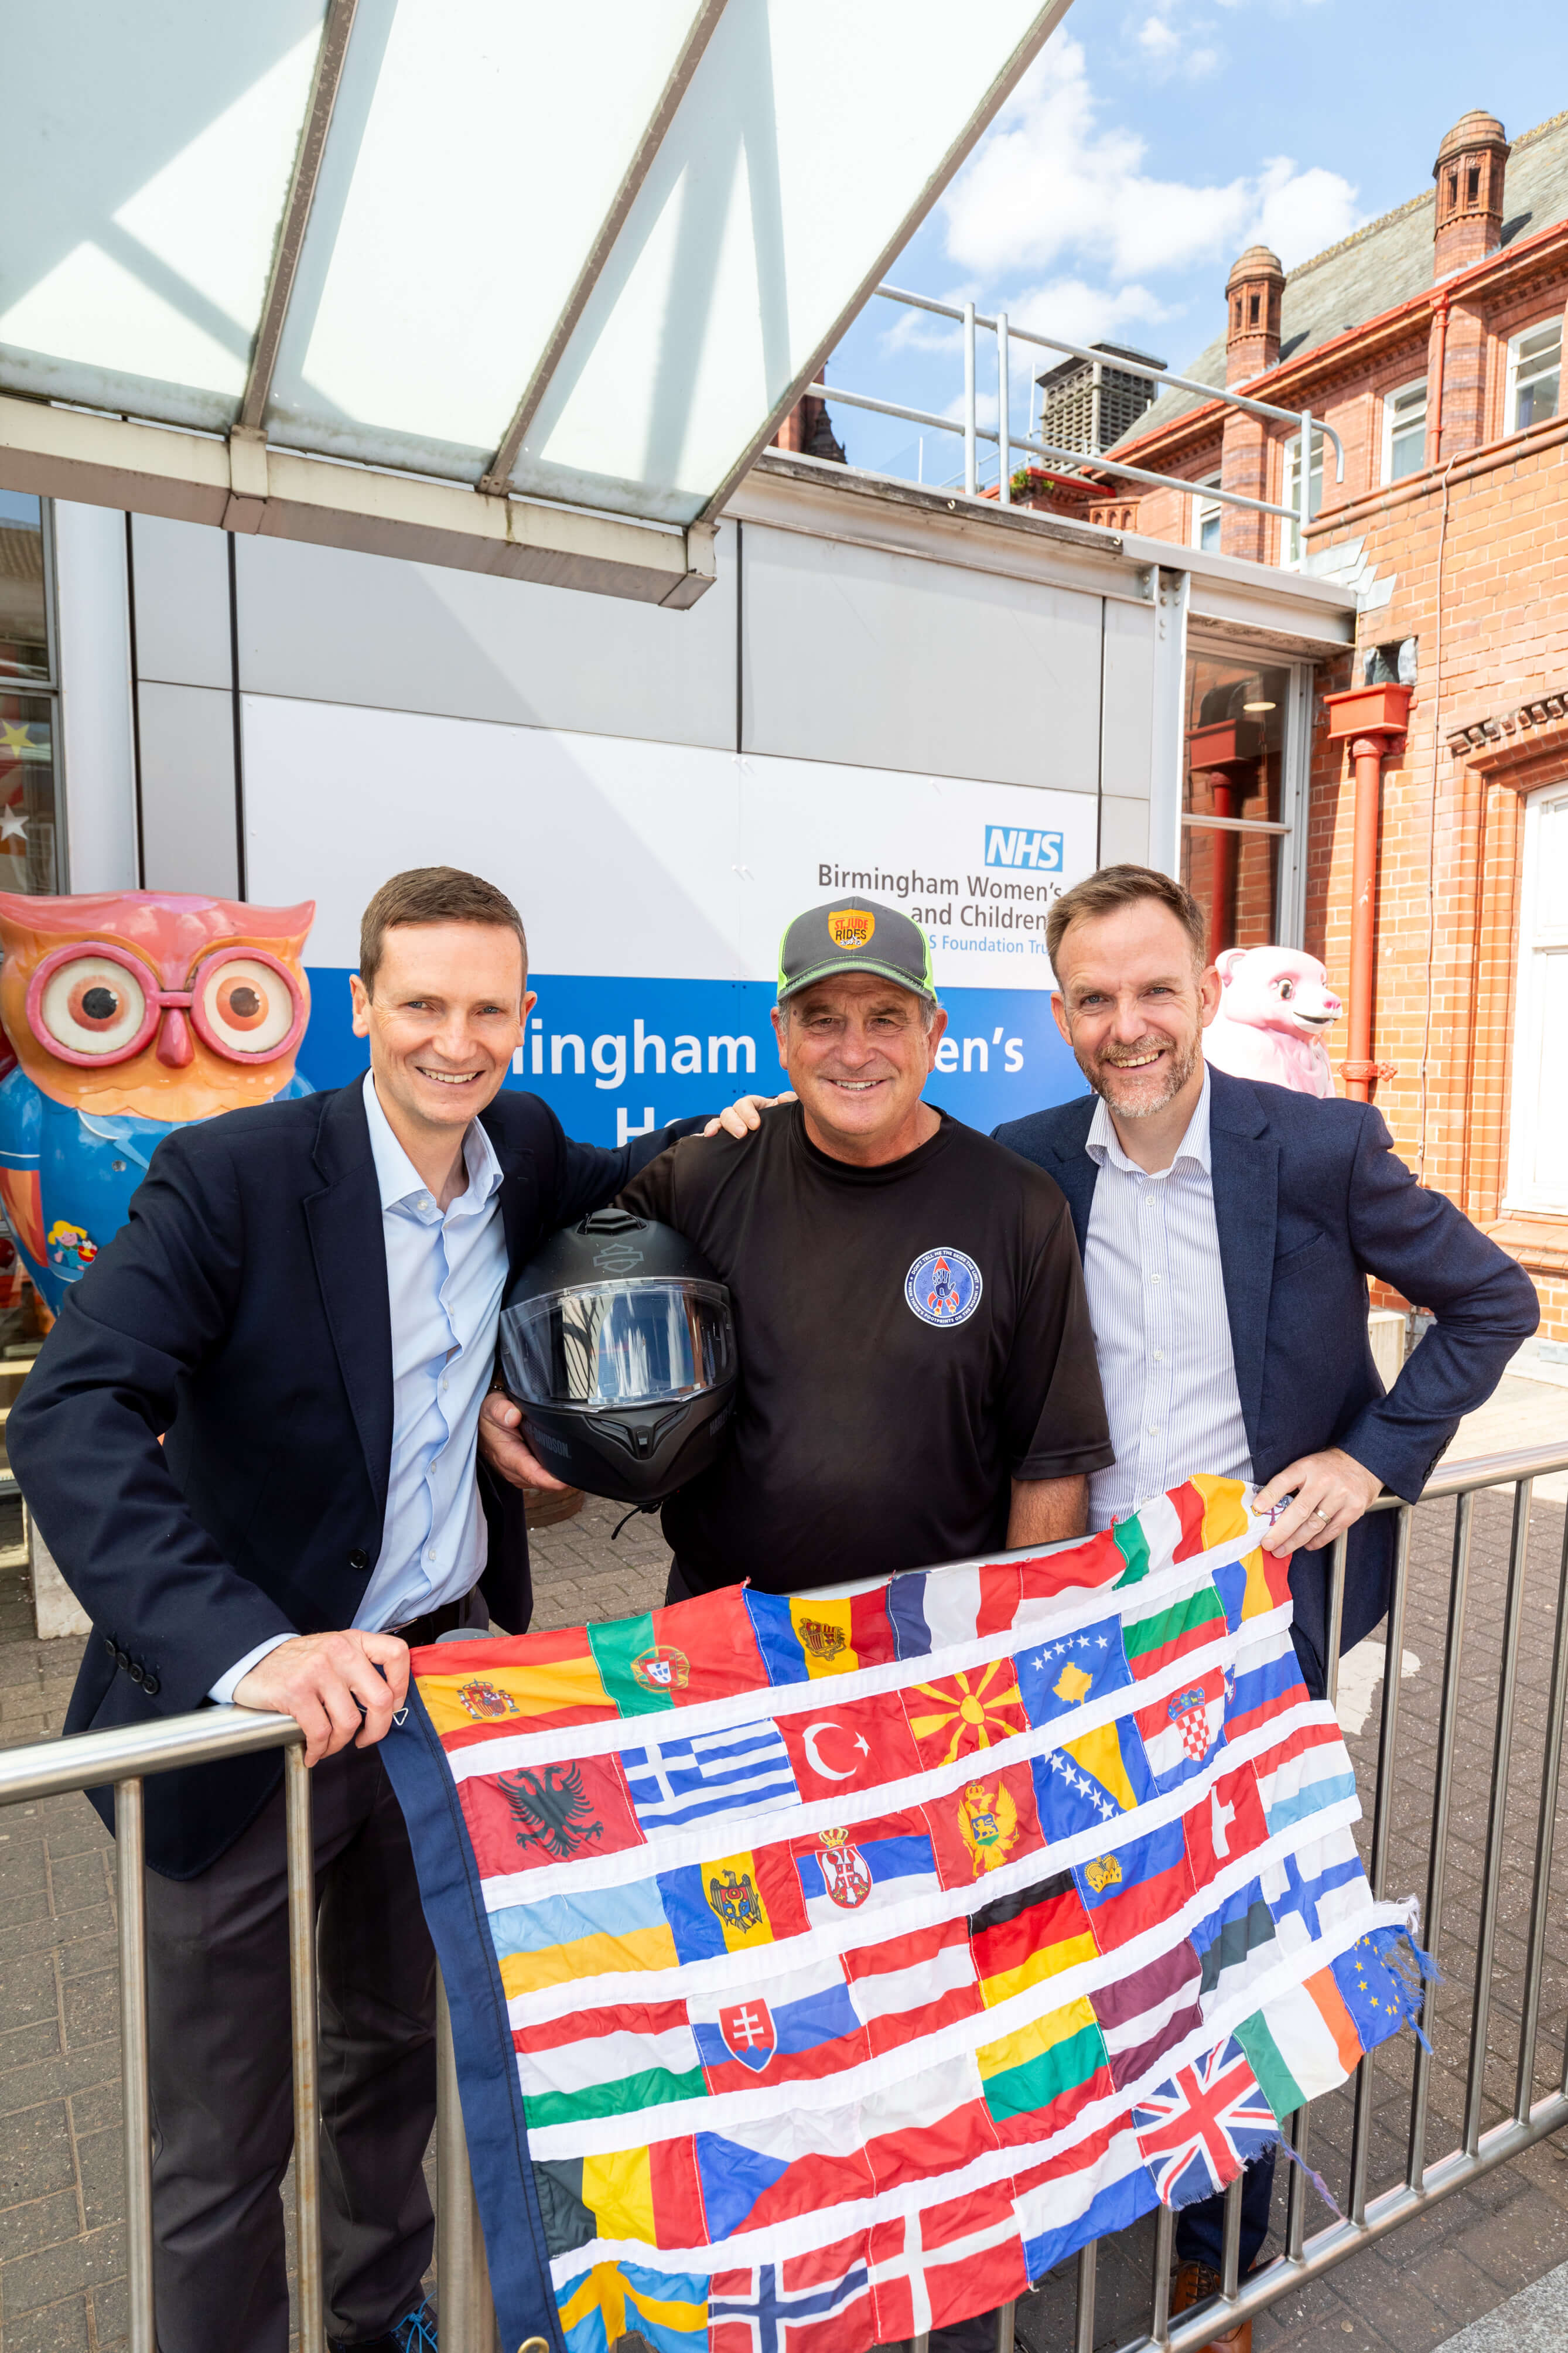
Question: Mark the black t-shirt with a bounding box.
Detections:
[617,1104,1112,1595]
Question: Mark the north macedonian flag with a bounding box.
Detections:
[382,1478,1422,2353]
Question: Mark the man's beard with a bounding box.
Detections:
[1073,1030,1200,1118]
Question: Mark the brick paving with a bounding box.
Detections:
[3,1489,1568,2353]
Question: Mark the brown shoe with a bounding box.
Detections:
[1171,2262,1252,2353]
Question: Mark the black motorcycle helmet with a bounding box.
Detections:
[496,1208,738,1505]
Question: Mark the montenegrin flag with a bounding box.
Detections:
[382,1478,1424,2353]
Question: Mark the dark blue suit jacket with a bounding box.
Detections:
[9,1080,699,1878]
[994,1067,1538,1683]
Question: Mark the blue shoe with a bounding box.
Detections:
[330,2295,438,2353]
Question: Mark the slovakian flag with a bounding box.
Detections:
[384,1477,1423,2353]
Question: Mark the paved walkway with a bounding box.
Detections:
[4,1440,1568,2353]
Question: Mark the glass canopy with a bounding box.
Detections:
[2,0,1070,593]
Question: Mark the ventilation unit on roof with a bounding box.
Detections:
[1034,343,1167,458]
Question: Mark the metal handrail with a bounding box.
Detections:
[801,280,1346,551]
[5,1435,1567,2353]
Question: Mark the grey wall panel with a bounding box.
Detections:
[1099,597,1156,803]
[741,524,1103,792]
[1097,793,1150,868]
[131,517,232,688]
[235,522,739,751]
[53,502,138,891]
[137,683,238,898]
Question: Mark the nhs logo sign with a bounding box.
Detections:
[985,825,1064,872]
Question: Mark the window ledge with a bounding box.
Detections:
[1488,1211,1568,1276]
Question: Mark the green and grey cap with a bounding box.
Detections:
[776,897,937,1005]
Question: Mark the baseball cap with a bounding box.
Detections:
[776,898,937,1005]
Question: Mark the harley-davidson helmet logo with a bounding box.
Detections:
[828,909,875,952]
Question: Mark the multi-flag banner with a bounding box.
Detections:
[383,1476,1420,2353]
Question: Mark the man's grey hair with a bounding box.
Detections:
[782,988,940,1030]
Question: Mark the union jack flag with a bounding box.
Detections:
[1130,2035,1279,2205]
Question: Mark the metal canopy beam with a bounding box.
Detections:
[237,0,361,437]
[477,0,732,500]
[694,0,1078,527]
[0,396,716,606]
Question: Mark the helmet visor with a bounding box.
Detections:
[500,1277,735,1411]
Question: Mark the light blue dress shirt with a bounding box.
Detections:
[211,1072,508,1702]
[1082,1066,1253,1533]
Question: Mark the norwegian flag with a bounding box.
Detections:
[1130,2035,1279,2205]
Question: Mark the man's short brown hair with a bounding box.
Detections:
[358,867,528,994]
[1046,864,1207,974]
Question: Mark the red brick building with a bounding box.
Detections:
[1083,108,1568,1343]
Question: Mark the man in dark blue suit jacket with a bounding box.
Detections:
[993,864,1536,2349]
[7,867,753,2353]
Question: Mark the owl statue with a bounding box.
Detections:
[0,891,316,1319]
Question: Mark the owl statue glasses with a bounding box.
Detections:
[0,891,316,1319]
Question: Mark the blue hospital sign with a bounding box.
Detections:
[241,705,1097,1138]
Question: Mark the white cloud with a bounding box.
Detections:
[1133,11,1222,79]
[1010,276,1174,352]
[940,37,1361,287]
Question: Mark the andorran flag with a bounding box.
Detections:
[383,1481,1423,2353]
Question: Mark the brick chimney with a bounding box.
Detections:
[1225,246,1285,387]
[1432,110,1509,277]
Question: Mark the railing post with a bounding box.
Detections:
[997,312,1011,506]
[1465,1476,1533,2154]
[1296,406,1313,562]
[438,1975,500,2353]
[115,1776,155,2353]
[963,301,977,498]
[286,1744,326,2353]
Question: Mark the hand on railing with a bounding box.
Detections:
[234,1629,409,1764]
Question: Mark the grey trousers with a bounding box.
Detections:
[144,1742,436,2353]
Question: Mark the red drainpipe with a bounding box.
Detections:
[1323,683,1413,1101]
[1428,291,1450,466]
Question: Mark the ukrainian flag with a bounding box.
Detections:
[490,1881,677,1996]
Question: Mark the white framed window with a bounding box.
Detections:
[1382,378,1427,482]
[1506,318,1562,434]
[1505,781,1568,1214]
[1192,473,1223,553]
[1280,428,1324,567]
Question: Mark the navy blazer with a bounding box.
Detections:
[994,1066,1538,1683]
[9,1081,699,1878]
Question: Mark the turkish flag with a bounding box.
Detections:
[776,1690,923,1803]
[1184,1758,1270,1893]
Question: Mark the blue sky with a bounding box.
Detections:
[827,0,1568,487]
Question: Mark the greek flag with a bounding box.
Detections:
[621,1720,799,1831]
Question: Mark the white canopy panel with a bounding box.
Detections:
[3,0,1072,595]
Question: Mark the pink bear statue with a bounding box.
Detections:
[1204,944,1342,1098]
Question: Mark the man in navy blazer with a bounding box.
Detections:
[993,864,1536,2349]
[8,867,756,2353]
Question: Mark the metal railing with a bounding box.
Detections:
[806,284,1345,554]
[2,1438,1564,2353]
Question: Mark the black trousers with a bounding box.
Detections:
[144,1742,437,2353]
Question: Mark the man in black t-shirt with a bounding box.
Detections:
[483,896,1111,1597]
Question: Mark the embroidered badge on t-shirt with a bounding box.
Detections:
[905,1246,983,1327]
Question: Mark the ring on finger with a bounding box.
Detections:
[1311,1508,1330,1522]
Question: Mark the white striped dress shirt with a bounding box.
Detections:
[1082,1066,1253,1532]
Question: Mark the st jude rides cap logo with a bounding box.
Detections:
[777,896,938,1005]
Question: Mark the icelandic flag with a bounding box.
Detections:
[689,1956,869,2092]
[1131,2035,1280,2205]
[621,1720,800,1833]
